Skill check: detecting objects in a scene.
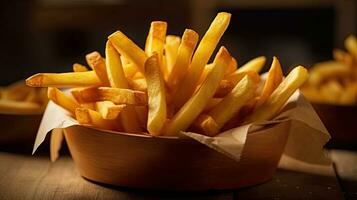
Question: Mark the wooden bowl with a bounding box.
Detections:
[311,103,357,143]
[0,113,42,144]
[64,120,291,190]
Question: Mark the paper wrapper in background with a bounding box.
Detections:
[33,90,333,176]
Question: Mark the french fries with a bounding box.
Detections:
[165,47,232,136]
[302,35,357,105]
[255,56,283,107]
[167,30,198,90]
[75,108,117,130]
[172,12,231,108]
[105,41,142,133]
[145,54,167,135]
[48,87,79,114]
[26,12,309,136]
[73,63,89,72]
[71,87,147,105]
[95,101,126,120]
[26,71,101,88]
[0,80,47,114]
[246,66,309,123]
[108,31,148,74]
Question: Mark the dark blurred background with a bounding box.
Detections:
[0,0,356,85]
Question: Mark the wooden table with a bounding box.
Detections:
[0,150,346,200]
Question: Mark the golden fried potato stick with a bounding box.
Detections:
[86,51,110,86]
[26,71,101,88]
[95,101,126,120]
[105,41,128,88]
[237,56,266,73]
[128,78,147,91]
[145,21,167,56]
[48,87,80,114]
[145,54,167,136]
[75,108,117,130]
[108,31,148,74]
[172,12,231,108]
[202,74,259,135]
[199,57,237,86]
[193,114,219,136]
[165,46,231,136]
[167,29,199,90]
[71,87,147,105]
[214,79,235,98]
[245,66,309,123]
[165,35,181,76]
[105,41,142,132]
[345,35,357,59]
[256,56,283,108]
[0,100,43,114]
[73,63,88,72]
[123,63,140,78]
[145,21,167,80]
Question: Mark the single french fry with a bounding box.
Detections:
[81,103,95,110]
[255,56,283,108]
[245,66,309,123]
[71,87,147,105]
[145,21,167,57]
[165,35,181,77]
[0,100,43,114]
[213,79,234,98]
[73,63,88,72]
[167,30,198,90]
[345,35,357,59]
[86,51,110,86]
[95,101,126,120]
[199,57,237,86]
[237,56,266,73]
[165,46,231,136]
[145,22,167,81]
[75,108,117,130]
[128,78,147,91]
[108,31,148,74]
[105,41,128,88]
[26,71,101,88]
[145,53,167,136]
[193,114,219,136]
[123,63,139,78]
[172,12,231,108]
[204,74,258,135]
[48,87,80,114]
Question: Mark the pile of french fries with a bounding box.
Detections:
[302,35,357,105]
[0,80,47,114]
[26,12,308,136]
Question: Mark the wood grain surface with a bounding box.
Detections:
[0,152,344,200]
